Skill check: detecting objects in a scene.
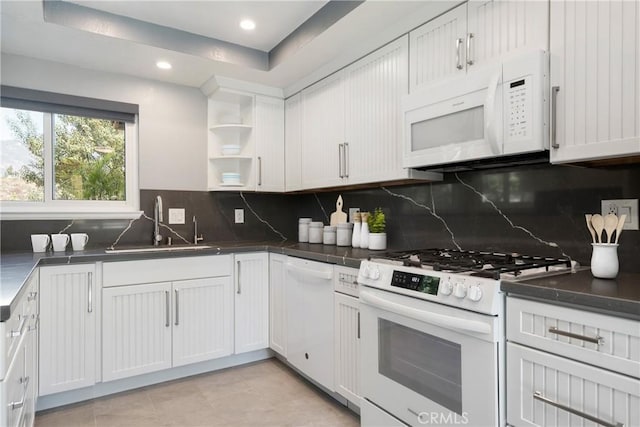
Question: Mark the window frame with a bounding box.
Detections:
[1,87,141,220]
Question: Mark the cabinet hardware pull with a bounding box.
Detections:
[9,376,29,410]
[174,289,179,326]
[27,291,38,302]
[344,142,349,178]
[466,33,474,65]
[455,38,464,70]
[533,391,623,427]
[237,260,242,294]
[10,315,27,338]
[357,311,360,339]
[258,156,262,186]
[548,326,603,345]
[165,291,170,327]
[551,86,560,148]
[88,272,93,313]
[338,144,344,178]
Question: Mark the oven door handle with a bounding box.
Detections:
[360,291,492,335]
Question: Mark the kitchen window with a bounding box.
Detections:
[0,86,141,219]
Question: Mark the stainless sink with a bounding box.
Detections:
[105,245,216,254]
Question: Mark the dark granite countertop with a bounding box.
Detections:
[502,269,640,319]
[1,241,374,321]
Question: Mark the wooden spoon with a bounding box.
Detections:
[590,214,604,243]
[614,214,627,243]
[603,214,618,244]
[585,214,597,243]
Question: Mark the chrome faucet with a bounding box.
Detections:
[153,195,163,246]
[193,216,204,244]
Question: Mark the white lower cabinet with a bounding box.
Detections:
[39,264,96,396]
[234,253,269,354]
[507,342,640,427]
[333,292,360,404]
[269,254,287,357]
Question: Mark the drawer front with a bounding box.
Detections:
[3,345,27,427]
[507,342,640,427]
[3,273,37,379]
[506,297,640,377]
[103,255,232,287]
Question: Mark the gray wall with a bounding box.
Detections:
[1,53,207,191]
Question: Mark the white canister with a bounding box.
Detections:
[336,223,353,247]
[590,243,619,279]
[298,218,312,242]
[323,226,337,245]
[308,222,324,244]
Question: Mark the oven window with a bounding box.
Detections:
[411,105,484,151]
[379,318,462,414]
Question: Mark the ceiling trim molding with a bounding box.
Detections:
[43,0,269,71]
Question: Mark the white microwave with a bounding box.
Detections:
[403,50,548,170]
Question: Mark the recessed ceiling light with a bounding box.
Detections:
[240,19,256,31]
[156,61,172,70]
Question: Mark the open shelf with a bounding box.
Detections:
[209,124,253,132]
[209,156,253,161]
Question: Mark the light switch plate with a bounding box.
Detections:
[601,199,639,230]
[168,208,185,224]
[235,209,244,224]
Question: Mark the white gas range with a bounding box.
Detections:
[357,249,573,427]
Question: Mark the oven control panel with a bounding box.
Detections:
[391,270,440,295]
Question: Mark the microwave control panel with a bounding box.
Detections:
[506,76,533,141]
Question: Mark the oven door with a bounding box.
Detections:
[360,287,501,427]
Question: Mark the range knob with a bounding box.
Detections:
[468,285,483,302]
[369,267,381,280]
[440,279,453,296]
[453,282,467,299]
[361,266,370,280]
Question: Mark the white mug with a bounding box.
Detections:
[31,234,51,252]
[71,233,89,251]
[51,234,70,252]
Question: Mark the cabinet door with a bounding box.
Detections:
[333,292,360,404]
[23,310,38,427]
[255,96,285,192]
[102,282,172,381]
[409,3,467,92]
[234,253,269,354]
[550,0,640,163]
[507,342,640,427]
[300,73,345,189]
[467,0,548,70]
[39,264,96,396]
[285,94,302,192]
[344,36,409,185]
[173,277,234,366]
[269,253,287,357]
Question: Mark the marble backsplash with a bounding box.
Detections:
[2,163,638,272]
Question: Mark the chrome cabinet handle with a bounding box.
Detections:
[87,272,93,313]
[165,291,170,327]
[257,156,262,186]
[551,86,560,148]
[174,289,179,326]
[548,326,603,345]
[344,142,349,178]
[237,260,242,294]
[534,391,623,427]
[357,311,360,339]
[10,376,29,410]
[466,33,474,65]
[338,143,344,178]
[455,38,464,70]
[27,291,37,302]
[10,314,27,338]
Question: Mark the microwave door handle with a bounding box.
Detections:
[360,290,492,335]
[484,73,502,155]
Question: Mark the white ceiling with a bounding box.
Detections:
[0,1,457,93]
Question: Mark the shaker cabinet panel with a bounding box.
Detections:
[550,0,640,163]
[255,96,285,193]
[269,254,287,357]
[333,292,360,405]
[39,264,96,396]
[234,253,269,354]
[284,94,302,192]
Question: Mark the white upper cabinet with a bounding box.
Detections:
[300,72,345,190]
[410,0,548,92]
[285,94,302,192]
[207,90,285,192]
[549,0,640,163]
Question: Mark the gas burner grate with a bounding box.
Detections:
[375,248,572,280]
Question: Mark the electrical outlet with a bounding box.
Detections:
[168,208,185,224]
[348,208,360,223]
[234,209,244,224]
[601,199,639,230]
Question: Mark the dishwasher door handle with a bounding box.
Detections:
[286,263,333,281]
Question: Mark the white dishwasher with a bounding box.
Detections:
[285,257,335,391]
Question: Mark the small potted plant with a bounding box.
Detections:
[368,207,387,250]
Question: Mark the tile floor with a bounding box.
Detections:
[35,359,360,427]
